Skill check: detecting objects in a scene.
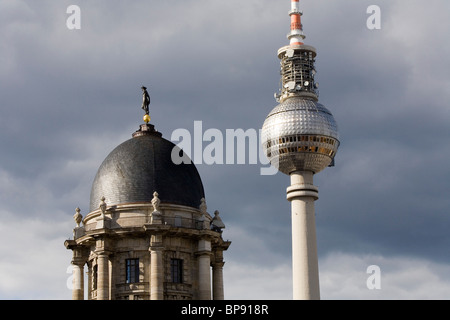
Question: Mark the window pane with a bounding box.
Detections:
[126,259,139,283]
[171,259,183,283]
[93,265,98,290]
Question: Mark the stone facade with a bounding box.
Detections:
[65,198,230,300]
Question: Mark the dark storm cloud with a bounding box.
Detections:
[304,1,450,264]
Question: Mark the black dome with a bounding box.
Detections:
[89,126,204,211]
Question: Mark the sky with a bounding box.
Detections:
[1,0,450,300]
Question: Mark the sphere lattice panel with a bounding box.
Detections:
[261,97,339,175]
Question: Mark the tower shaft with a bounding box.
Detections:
[287,171,320,300]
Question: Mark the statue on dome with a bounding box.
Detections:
[141,86,150,115]
[141,86,151,124]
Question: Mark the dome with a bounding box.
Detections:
[261,97,340,174]
[89,125,205,211]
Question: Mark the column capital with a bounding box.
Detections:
[94,249,113,257]
[149,246,164,254]
[70,245,89,266]
[71,257,87,266]
[150,234,163,248]
[212,261,225,268]
[196,251,213,258]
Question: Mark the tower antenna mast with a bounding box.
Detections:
[288,0,305,46]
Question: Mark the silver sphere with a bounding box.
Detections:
[261,97,339,175]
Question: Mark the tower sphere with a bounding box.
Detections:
[261,97,339,175]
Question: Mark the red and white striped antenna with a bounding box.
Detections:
[287,0,305,46]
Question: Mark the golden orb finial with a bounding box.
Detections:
[143,114,151,124]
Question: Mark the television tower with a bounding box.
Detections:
[261,0,340,300]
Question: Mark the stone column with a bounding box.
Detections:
[212,261,225,300]
[150,248,164,300]
[95,251,110,300]
[150,234,164,300]
[71,258,85,300]
[286,170,320,300]
[197,239,212,300]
